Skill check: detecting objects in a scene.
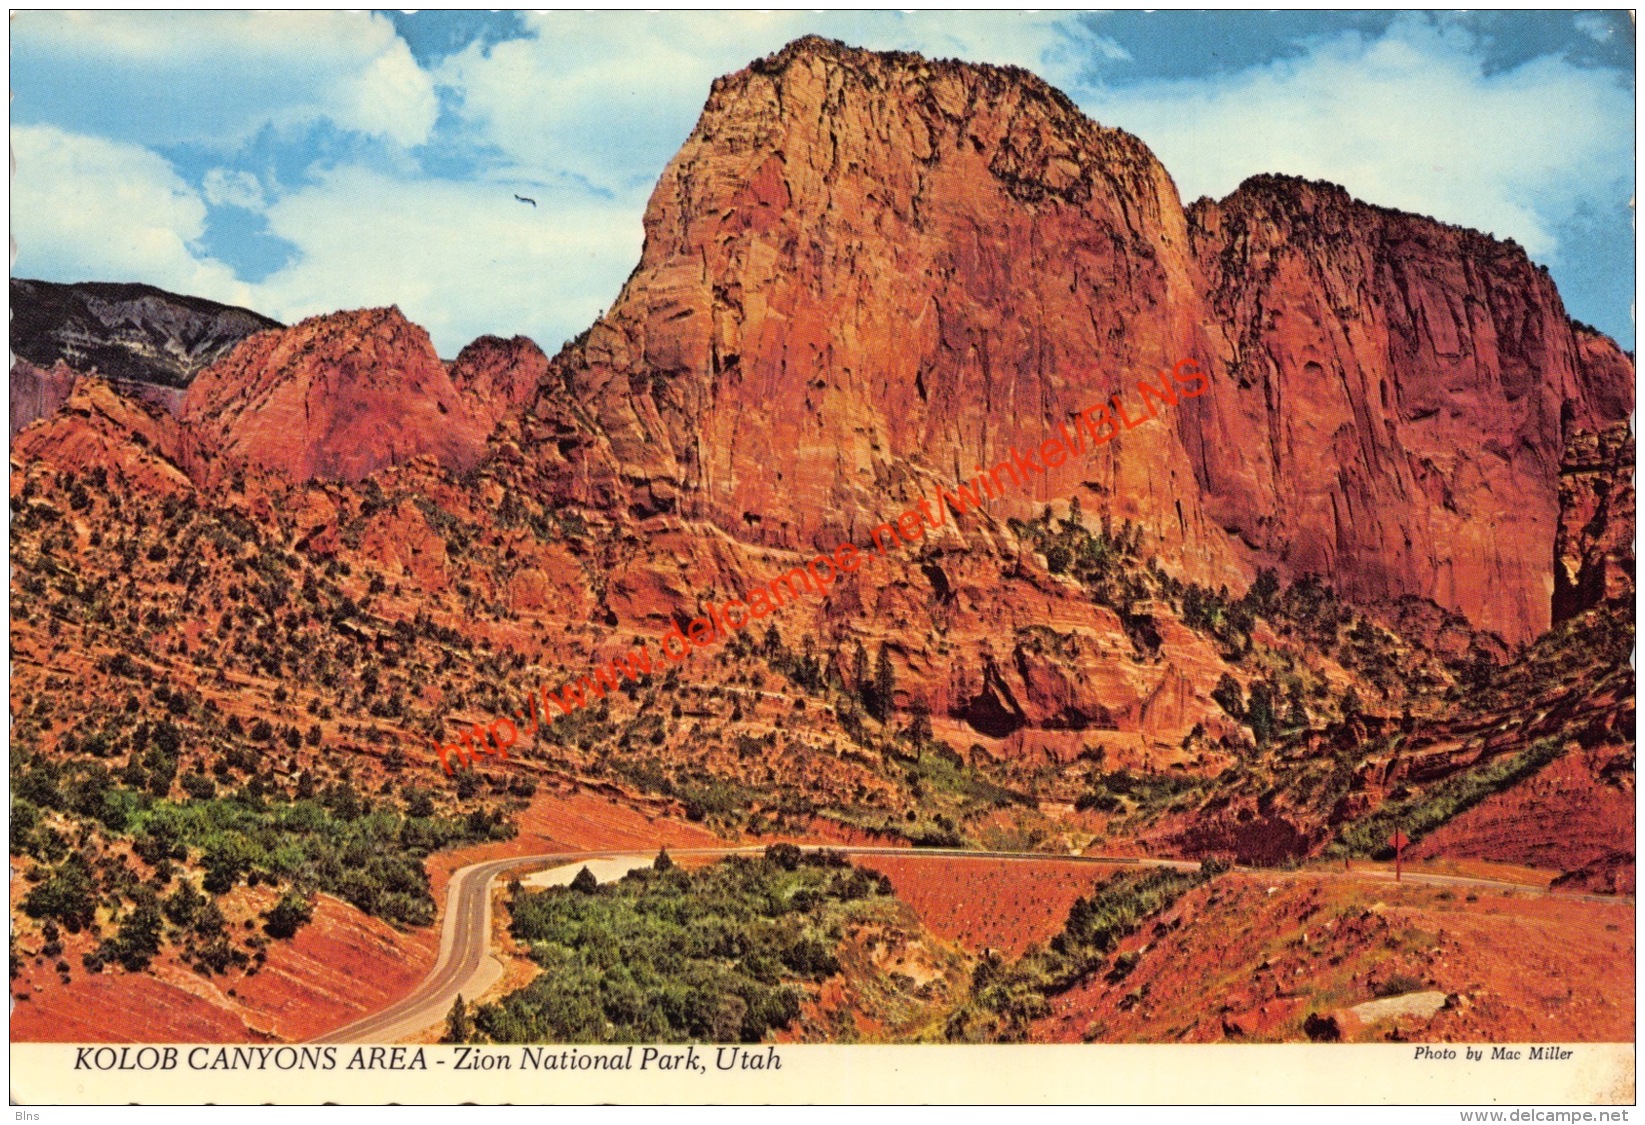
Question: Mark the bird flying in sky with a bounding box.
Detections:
[514,194,537,207]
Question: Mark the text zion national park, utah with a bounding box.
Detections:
[5,15,1634,1085]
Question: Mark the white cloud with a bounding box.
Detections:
[1573,13,1618,43]
[11,10,437,147]
[11,125,253,306]
[202,168,266,211]
[250,168,643,355]
[330,46,442,149]
[1080,17,1632,261]
[10,14,1631,356]
[438,12,1082,192]
[11,125,637,353]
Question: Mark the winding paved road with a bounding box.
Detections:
[311,845,1628,1044]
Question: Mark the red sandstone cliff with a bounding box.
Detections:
[183,306,490,482]
[509,36,1629,645]
[11,377,199,496]
[449,334,550,430]
[519,36,1241,586]
[11,358,188,437]
[25,38,1634,649]
[1187,176,1633,643]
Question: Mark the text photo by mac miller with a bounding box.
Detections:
[6,9,1636,1107]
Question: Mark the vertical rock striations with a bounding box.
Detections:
[518,37,1631,644]
[9,359,80,437]
[1187,176,1633,642]
[526,36,1240,584]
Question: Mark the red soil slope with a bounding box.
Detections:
[1034,873,1633,1044]
[859,856,1125,957]
[10,888,434,1043]
[1410,745,1634,880]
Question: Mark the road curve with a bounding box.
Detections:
[311,845,1627,1044]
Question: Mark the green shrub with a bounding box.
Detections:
[181,772,216,800]
[164,880,204,928]
[473,856,888,1043]
[1372,973,1426,998]
[22,856,99,933]
[1336,738,1565,857]
[263,891,314,939]
[764,842,802,871]
[106,898,164,971]
[128,791,508,928]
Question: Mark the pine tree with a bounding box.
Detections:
[870,643,895,723]
[570,866,598,893]
[653,847,674,872]
[1212,674,1245,719]
[1340,686,1363,721]
[851,641,870,703]
[907,707,933,746]
[262,891,313,940]
[443,995,471,1044]
[1250,567,1281,610]
[1285,679,1309,726]
[1247,681,1276,747]
[761,624,785,661]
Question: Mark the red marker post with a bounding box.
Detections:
[1390,829,1409,882]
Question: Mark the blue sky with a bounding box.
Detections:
[10,10,1636,354]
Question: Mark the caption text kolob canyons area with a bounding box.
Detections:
[7,32,1636,1055]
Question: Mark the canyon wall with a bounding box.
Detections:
[511,37,1631,643]
[183,306,491,482]
[519,37,1244,587]
[57,37,1633,646]
[1187,176,1633,641]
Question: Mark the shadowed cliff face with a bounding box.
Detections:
[1187,176,1633,644]
[511,36,1629,645]
[1555,419,1635,624]
[10,359,80,439]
